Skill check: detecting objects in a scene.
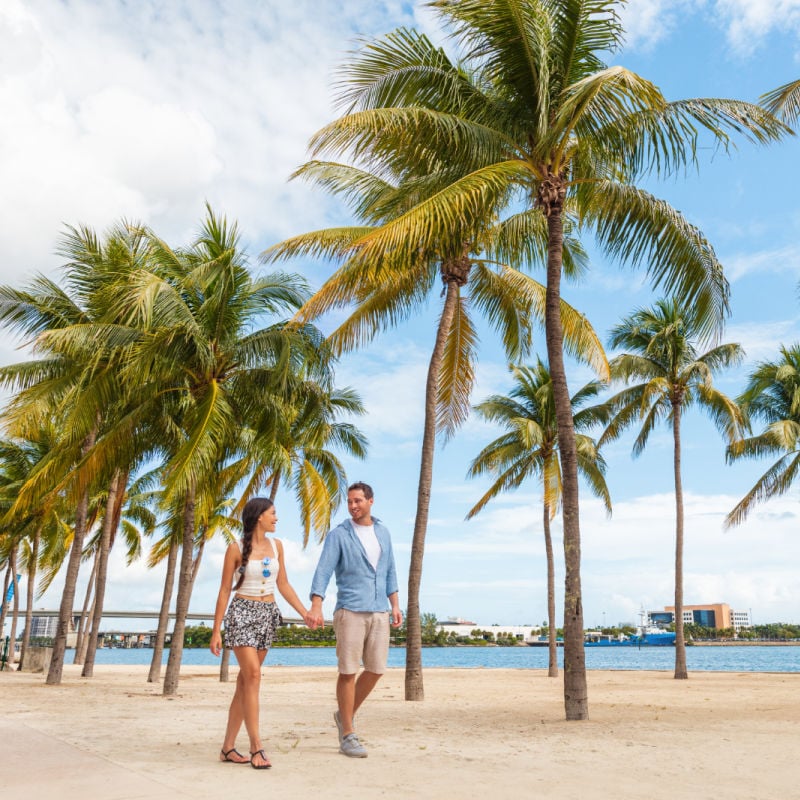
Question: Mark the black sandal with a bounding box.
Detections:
[250,749,272,769]
[220,747,249,764]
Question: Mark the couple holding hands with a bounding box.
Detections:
[209,482,402,768]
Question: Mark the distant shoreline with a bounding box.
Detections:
[690,640,800,646]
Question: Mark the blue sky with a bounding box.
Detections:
[1,1,799,632]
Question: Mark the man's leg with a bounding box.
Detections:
[353,670,382,716]
[336,669,381,737]
[336,672,357,736]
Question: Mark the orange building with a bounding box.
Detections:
[656,603,751,630]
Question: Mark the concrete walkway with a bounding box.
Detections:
[1,721,198,800]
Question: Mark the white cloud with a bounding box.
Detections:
[727,319,800,362]
[0,0,415,284]
[714,0,800,54]
[724,243,800,282]
[619,0,702,51]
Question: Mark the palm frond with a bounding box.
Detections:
[437,293,477,440]
[760,78,800,125]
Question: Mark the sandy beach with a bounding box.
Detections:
[1,663,798,800]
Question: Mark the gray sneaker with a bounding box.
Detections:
[340,732,368,758]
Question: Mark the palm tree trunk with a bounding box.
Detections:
[269,473,280,502]
[405,274,463,701]
[77,595,96,663]
[147,537,178,683]
[672,403,688,679]
[189,532,205,596]
[543,194,588,720]
[220,647,232,682]
[82,469,123,677]
[543,502,558,678]
[19,534,40,663]
[47,429,97,685]
[163,487,197,696]
[73,554,98,664]
[19,527,42,669]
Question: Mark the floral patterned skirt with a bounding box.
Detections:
[223,597,283,650]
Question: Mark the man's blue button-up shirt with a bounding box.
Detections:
[310,517,399,612]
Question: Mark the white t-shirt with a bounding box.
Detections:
[353,522,381,570]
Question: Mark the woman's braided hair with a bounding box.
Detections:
[232,497,274,592]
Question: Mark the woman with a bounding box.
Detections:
[210,497,311,769]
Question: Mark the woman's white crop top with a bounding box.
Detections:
[235,538,280,596]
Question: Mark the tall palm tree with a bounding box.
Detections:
[467,360,610,676]
[301,0,785,716]
[0,221,152,684]
[599,298,745,679]
[266,157,606,703]
[725,345,800,526]
[107,206,328,695]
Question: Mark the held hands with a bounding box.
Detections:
[306,609,324,629]
[306,597,325,630]
[303,610,322,629]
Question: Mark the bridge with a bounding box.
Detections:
[11,608,307,650]
[18,609,305,626]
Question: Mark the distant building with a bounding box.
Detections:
[650,603,752,632]
[24,614,78,646]
[28,615,60,638]
[436,618,541,641]
[437,616,477,627]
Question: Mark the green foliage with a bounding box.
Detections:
[726,345,800,527]
[183,624,212,648]
[273,624,337,646]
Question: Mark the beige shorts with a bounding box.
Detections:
[333,609,390,674]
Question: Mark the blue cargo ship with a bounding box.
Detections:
[583,627,676,647]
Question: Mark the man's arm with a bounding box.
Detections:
[307,528,340,629]
[388,591,403,628]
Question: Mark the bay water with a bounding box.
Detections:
[75,644,799,672]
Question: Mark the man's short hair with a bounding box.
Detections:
[348,481,374,500]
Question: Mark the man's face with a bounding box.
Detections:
[348,489,373,523]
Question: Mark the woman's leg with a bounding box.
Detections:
[231,646,269,765]
[220,667,250,761]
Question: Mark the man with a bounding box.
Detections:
[308,482,403,758]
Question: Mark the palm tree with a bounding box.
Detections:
[725,345,800,527]
[0,221,152,684]
[107,206,328,695]
[467,360,611,677]
[0,427,68,669]
[266,157,606,704]
[300,0,785,716]
[599,298,745,679]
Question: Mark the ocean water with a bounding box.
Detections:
[74,644,800,672]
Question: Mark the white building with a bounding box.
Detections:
[436,618,541,642]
